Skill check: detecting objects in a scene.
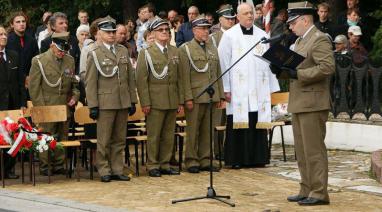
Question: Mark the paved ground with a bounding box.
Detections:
[1,145,382,212]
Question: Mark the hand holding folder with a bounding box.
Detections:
[256,43,305,79]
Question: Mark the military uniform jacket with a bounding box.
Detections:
[29,49,80,106]
[288,26,335,113]
[136,44,183,110]
[85,43,138,110]
[209,30,223,48]
[179,39,225,104]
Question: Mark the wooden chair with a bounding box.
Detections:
[30,105,81,184]
[73,106,97,179]
[126,103,147,176]
[0,109,24,187]
[256,92,291,162]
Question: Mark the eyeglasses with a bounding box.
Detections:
[155,28,170,33]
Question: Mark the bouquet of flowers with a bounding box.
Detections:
[0,117,61,157]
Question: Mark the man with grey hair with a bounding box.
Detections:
[40,12,80,74]
[218,2,279,169]
[175,6,199,47]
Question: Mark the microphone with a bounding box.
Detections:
[261,34,286,44]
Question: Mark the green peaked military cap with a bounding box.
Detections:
[287,1,315,23]
[52,32,70,51]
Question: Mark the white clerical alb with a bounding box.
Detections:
[218,24,280,128]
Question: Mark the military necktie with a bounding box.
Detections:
[163,47,168,57]
[110,45,116,56]
[0,52,4,64]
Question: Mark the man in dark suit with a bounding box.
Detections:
[271,1,335,206]
[0,25,27,179]
[175,6,199,47]
[40,12,80,74]
[6,11,39,88]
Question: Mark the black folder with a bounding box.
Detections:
[255,43,305,69]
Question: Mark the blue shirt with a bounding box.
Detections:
[176,22,194,47]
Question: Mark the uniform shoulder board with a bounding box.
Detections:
[36,55,41,59]
[209,32,216,37]
[65,54,74,58]
[180,41,190,49]
[88,44,99,52]
[116,43,125,48]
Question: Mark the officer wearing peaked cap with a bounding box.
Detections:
[210,4,236,48]
[179,15,225,173]
[271,1,335,206]
[29,31,80,176]
[85,16,138,182]
[209,4,236,160]
[136,18,184,177]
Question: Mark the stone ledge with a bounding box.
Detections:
[371,150,382,183]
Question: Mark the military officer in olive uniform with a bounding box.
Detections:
[270,2,335,206]
[179,16,225,173]
[29,32,80,176]
[209,4,236,48]
[209,4,236,160]
[136,18,183,177]
[85,16,138,183]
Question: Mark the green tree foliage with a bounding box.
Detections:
[370,8,382,66]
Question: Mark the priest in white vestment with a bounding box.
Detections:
[218,3,279,168]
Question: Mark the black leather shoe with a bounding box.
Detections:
[187,166,200,173]
[298,197,329,206]
[160,168,180,175]
[5,173,20,179]
[200,166,220,172]
[111,174,130,181]
[101,175,111,182]
[287,195,307,202]
[231,165,241,169]
[148,169,161,177]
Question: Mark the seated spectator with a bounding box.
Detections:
[333,35,349,54]
[348,26,368,63]
[76,24,90,50]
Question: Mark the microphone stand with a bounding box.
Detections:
[171,37,267,207]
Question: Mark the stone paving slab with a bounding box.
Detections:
[1,145,382,211]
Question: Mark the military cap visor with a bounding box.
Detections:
[149,19,169,31]
[98,20,117,31]
[52,38,70,51]
[192,18,211,28]
[287,8,316,23]
[217,8,236,18]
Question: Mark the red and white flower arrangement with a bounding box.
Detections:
[0,117,61,157]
